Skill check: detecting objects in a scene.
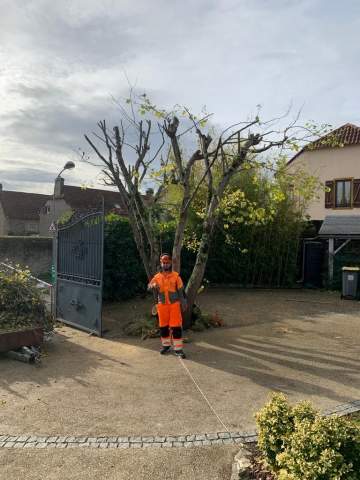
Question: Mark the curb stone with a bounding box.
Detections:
[0,432,254,450]
[1,401,358,451]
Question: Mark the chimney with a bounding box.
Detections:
[54,176,64,199]
[0,183,2,192]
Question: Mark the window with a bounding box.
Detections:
[42,205,51,214]
[325,179,360,209]
[26,223,39,233]
[335,180,351,208]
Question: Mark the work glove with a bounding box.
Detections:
[148,282,159,292]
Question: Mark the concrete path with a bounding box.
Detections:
[2,289,359,436]
[0,445,238,480]
[1,289,360,478]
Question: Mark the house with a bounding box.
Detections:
[0,184,50,236]
[286,123,360,221]
[0,176,150,237]
[287,124,360,286]
[39,177,129,235]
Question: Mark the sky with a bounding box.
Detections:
[0,0,359,194]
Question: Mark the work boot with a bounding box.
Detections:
[160,345,171,355]
[174,349,186,359]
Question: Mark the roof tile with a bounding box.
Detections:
[0,191,49,220]
[287,123,360,166]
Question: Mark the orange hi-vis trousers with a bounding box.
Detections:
[157,302,183,351]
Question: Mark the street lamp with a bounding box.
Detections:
[52,161,76,228]
[51,161,75,317]
[57,161,75,178]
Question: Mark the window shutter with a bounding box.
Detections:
[353,179,360,207]
[325,180,334,208]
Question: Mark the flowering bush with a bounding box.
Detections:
[256,393,360,479]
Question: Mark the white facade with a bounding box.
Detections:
[286,144,360,221]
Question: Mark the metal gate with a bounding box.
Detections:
[56,212,104,336]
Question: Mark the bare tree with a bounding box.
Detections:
[85,96,324,327]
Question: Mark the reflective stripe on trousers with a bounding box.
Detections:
[161,336,171,347]
[172,338,183,351]
[159,326,183,351]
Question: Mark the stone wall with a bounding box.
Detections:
[8,218,40,235]
[0,204,8,236]
[0,236,52,277]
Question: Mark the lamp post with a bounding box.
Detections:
[52,161,75,230]
[51,161,75,317]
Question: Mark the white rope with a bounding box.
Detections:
[178,357,230,433]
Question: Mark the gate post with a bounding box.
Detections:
[51,226,58,319]
[328,238,334,285]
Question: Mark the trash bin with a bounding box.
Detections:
[341,267,360,300]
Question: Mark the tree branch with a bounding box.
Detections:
[84,134,110,167]
[163,117,184,181]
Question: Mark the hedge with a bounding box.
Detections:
[102,213,306,301]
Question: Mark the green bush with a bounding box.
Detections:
[278,416,360,480]
[103,214,147,301]
[256,393,316,469]
[103,215,306,303]
[0,267,53,332]
[256,393,360,479]
[205,215,305,288]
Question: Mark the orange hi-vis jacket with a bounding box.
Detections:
[149,271,186,328]
[150,271,184,305]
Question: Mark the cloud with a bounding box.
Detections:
[0,168,55,183]
[3,84,110,153]
[0,0,360,193]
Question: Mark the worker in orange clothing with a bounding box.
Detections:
[148,253,187,358]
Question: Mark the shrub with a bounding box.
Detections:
[256,393,360,479]
[103,214,147,301]
[0,267,53,332]
[256,393,299,469]
[277,416,360,480]
[102,210,306,303]
[122,313,159,339]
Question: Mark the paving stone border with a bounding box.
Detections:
[1,401,359,450]
[323,399,360,417]
[0,431,257,450]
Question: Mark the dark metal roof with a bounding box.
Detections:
[0,190,50,220]
[318,215,360,238]
[62,185,128,214]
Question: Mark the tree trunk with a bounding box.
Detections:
[183,215,216,328]
[172,190,191,273]
[182,168,233,327]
